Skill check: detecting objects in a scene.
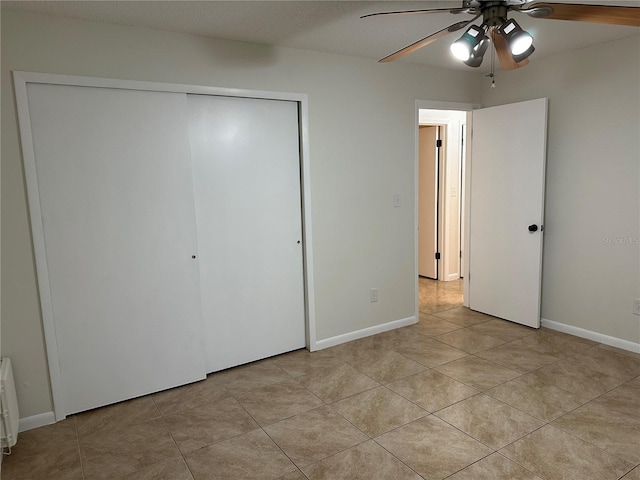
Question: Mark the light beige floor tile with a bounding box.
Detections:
[486,373,589,422]
[552,402,640,463]
[592,381,640,419]
[376,415,492,480]
[2,448,83,480]
[184,429,296,480]
[622,466,640,480]
[346,350,427,384]
[374,327,420,347]
[79,418,182,480]
[7,276,638,480]
[435,394,545,449]
[598,344,640,360]
[75,396,161,433]
[420,304,461,315]
[413,314,463,337]
[2,418,78,463]
[353,330,413,350]
[277,471,308,480]
[564,346,640,380]
[418,278,463,314]
[332,386,428,436]
[2,419,83,479]
[116,458,194,480]
[468,320,536,342]
[500,425,633,480]
[213,362,293,395]
[475,343,561,373]
[435,329,506,353]
[446,452,543,480]
[531,360,624,400]
[264,406,368,467]
[269,349,345,377]
[297,363,379,403]
[432,307,493,327]
[435,356,521,390]
[323,341,373,363]
[164,396,259,453]
[387,369,479,412]
[393,337,469,367]
[234,378,323,426]
[302,440,422,480]
[152,376,230,416]
[510,329,597,357]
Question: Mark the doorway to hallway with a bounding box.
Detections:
[418,277,463,315]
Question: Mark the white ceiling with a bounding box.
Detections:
[3,0,639,72]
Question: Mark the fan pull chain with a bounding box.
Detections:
[488,36,496,88]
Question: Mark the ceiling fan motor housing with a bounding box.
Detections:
[481,3,509,26]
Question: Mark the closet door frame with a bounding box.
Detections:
[14,71,317,421]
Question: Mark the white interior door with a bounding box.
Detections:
[418,126,439,279]
[24,84,206,414]
[188,95,306,373]
[468,98,547,328]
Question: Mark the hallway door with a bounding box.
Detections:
[468,98,548,328]
[418,125,440,279]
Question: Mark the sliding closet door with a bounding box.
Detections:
[188,95,306,372]
[25,84,206,414]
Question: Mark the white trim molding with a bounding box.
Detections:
[314,316,417,351]
[19,411,56,433]
[542,318,640,354]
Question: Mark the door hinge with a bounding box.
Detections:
[435,252,441,260]
[436,139,443,148]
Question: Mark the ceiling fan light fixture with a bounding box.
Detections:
[450,24,487,62]
[464,35,489,67]
[498,19,535,61]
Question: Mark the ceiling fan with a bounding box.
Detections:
[362,1,640,71]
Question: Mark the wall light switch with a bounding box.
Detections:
[393,194,401,208]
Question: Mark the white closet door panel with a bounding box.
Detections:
[188,95,305,372]
[26,84,206,414]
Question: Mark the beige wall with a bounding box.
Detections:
[480,34,640,344]
[1,9,480,418]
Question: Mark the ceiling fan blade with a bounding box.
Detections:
[518,2,640,26]
[489,26,529,71]
[361,7,474,19]
[379,19,474,63]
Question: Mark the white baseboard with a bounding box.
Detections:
[18,411,55,433]
[541,318,640,354]
[313,316,417,351]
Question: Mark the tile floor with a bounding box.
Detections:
[4,278,640,479]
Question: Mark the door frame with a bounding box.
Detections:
[14,71,317,421]
[414,100,479,318]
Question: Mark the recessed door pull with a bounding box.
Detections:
[528,224,538,232]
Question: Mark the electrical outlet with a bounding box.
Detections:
[634,298,640,316]
[370,288,378,303]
